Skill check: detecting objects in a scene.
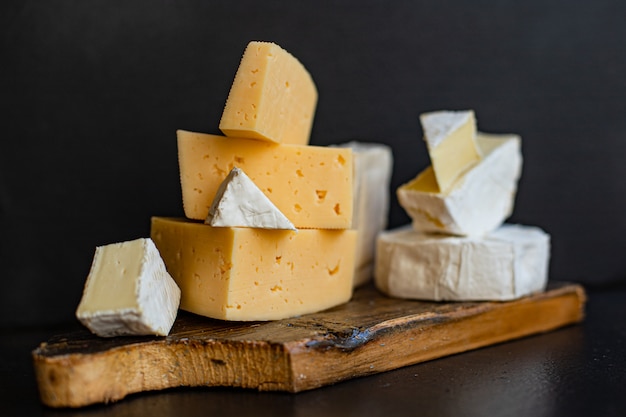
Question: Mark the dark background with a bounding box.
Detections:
[1,0,625,328]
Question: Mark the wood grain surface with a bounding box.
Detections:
[32,282,586,408]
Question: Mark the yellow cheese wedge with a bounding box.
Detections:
[420,110,482,193]
[177,129,353,229]
[150,217,356,321]
[219,41,318,145]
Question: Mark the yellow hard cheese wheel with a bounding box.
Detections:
[150,217,357,321]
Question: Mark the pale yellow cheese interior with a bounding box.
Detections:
[219,41,318,145]
[402,133,509,194]
[76,240,143,313]
[177,129,353,229]
[423,111,481,193]
[150,217,356,321]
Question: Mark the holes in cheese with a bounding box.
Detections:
[219,41,318,145]
[150,217,357,321]
[178,129,353,229]
[420,110,482,193]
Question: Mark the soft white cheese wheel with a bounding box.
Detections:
[375,224,550,301]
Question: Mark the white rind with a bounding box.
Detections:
[374,224,550,301]
[76,238,181,337]
[420,110,475,149]
[335,141,393,287]
[398,133,522,237]
[206,167,296,231]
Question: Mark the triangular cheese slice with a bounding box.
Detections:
[420,110,482,193]
[206,167,297,231]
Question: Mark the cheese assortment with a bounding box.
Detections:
[73,40,552,337]
[376,110,549,301]
[76,238,181,337]
[151,41,361,321]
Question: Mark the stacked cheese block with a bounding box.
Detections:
[75,41,394,337]
[375,110,550,301]
[150,41,362,321]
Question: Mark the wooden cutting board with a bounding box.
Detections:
[32,281,586,408]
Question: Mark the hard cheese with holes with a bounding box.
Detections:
[219,41,318,145]
[150,216,356,321]
[177,130,353,229]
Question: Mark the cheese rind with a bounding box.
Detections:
[420,110,481,193]
[178,130,353,229]
[375,224,550,301]
[334,141,393,286]
[150,217,357,321]
[219,41,318,145]
[75,238,181,337]
[206,167,296,231]
[398,133,522,237]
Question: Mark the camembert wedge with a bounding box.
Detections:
[206,167,296,231]
[76,238,181,337]
[398,133,522,237]
[420,110,481,193]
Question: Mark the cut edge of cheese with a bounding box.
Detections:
[419,110,481,193]
[150,217,356,321]
[206,167,296,231]
[75,238,181,337]
[219,41,318,145]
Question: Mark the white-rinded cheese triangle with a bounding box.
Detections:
[421,110,474,148]
[419,110,481,193]
[206,167,297,231]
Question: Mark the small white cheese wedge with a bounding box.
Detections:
[334,141,393,286]
[375,224,550,301]
[398,133,522,237]
[420,110,482,193]
[206,167,297,231]
[76,238,181,337]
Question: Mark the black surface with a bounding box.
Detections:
[2,285,625,417]
[1,1,626,327]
